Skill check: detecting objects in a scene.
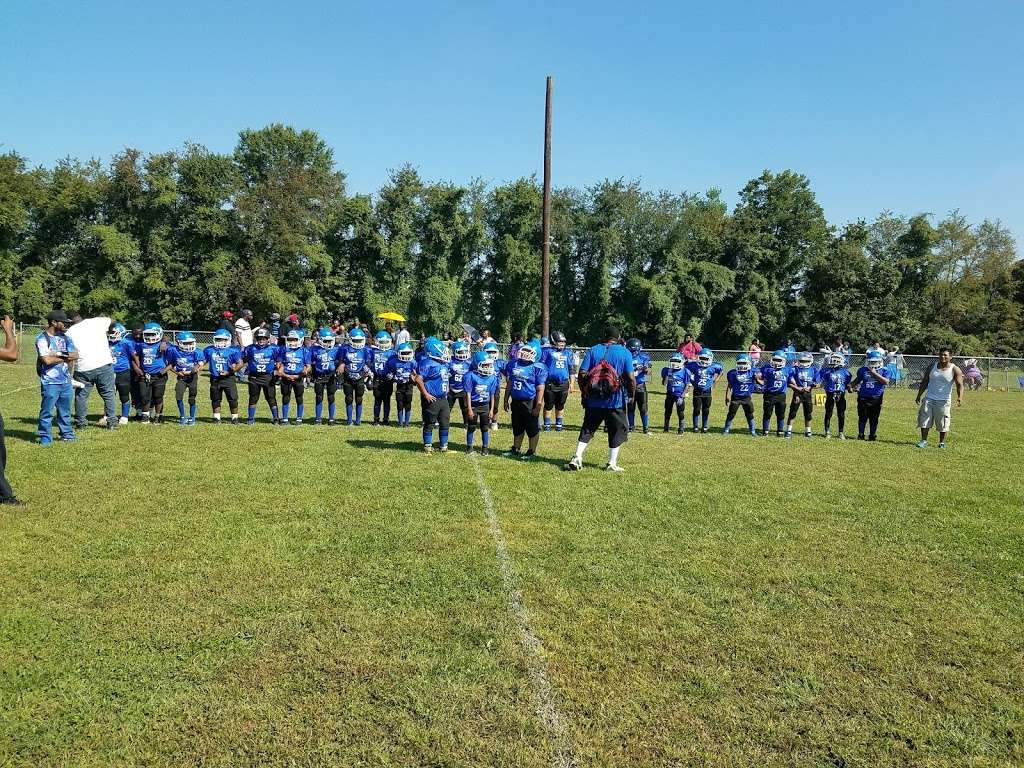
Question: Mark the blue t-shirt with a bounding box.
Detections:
[631,352,652,386]
[371,348,395,378]
[581,343,634,409]
[759,364,791,394]
[686,361,724,393]
[819,366,852,394]
[661,366,692,398]
[204,345,242,378]
[167,347,204,375]
[542,348,574,383]
[310,345,340,375]
[109,339,134,374]
[386,356,416,384]
[280,346,311,376]
[448,359,472,394]
[465,371,500,405]
[726,368,757,399]
[788,366,818,391]
[135,341,169,375]
[506,361,548,401]
[36,332,76,385]
[244,344,281,375]
[417,357,450,398]
[854,366,888,398]
[339,345,370,380]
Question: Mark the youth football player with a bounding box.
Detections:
[387,342,417,428]
[686,349,724,433]
[852,350,890,440]
[370,331,395,425]
[413,337,451,452]
[723,353,757,436]
[785,351,818,438]
[204,327,243,424]
[243,328,281,424]
[167,331,204,425]
[661,354,691,433]
[502,340,547,460]
[278,329,310,425]
[132,322,171,424]
[339,327,371,425]
[463,351,500,454]
[310,328,341,425]
[482,340,506,431]
[107,322,134,425]
[447,340,472,430]
[541,330,573,431]
[756,350,790,437]
[819,352,852,438]
[626,338,652,434]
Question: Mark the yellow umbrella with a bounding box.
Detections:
[376,311,406,322]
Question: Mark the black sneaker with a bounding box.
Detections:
[521,450,535,461]
[502,449,521,459]
[1,498,27,508]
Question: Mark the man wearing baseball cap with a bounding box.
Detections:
[36,309,79,445]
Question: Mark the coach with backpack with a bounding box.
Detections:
[564,325,636,473]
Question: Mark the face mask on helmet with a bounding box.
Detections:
[375,333,392,351]
[517,345,537,363]
[669,355,684,370]
[318,331,336,348]
[349,332,366,349]
[286,332,302,349]
[176,333,196,353]
[107,326,123,343]
[453,343,470,361]
[736,357,751,372]
[213,332,231,349]
[484,345,499,360]
[477,354,495,375]
[398,345,414,362]
[798,354,813,369]
[627,338,642,355]
[551,331,567,350]
[143,325,162,344]
[771,354,786,369]
[829,354,844,367]
[698,352,713,367]
[867,355,883,369]
[255,330,271,347]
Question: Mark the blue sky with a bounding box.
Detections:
[3,1,1022,241]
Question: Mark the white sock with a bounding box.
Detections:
[608,446,620,466]
[213,414,221,421]
[574,441,587,461]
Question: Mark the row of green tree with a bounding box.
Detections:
[1,124,1020,354]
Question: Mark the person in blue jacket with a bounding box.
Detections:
[819,352,852,439]
[167,331,204,425]
[686,349,724,433]
[463,351,500,454]
[626,338,652,434]
[755,350,790,437]
[502,340,547,460]
[852,350,890,440]
[661,354,691,433]
[785,351,818,438]
[386,342,417,428]
[278,329,310,425]
[203,328,243,424]
[107,322,135,425]
[243,328,282,424]
[413,337,451,452]
[723,354,757,436]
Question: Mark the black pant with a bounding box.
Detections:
[248,373,277,409]
[374,379,394,420]
[174,373,198,405]
[395,382,413,413]
[579,406,629,448]
[210,376,239,409]
[544,380,569,411]
[693,391,712,424]
[762,392,786,431]
[130,371,142,410]
[824,392,846,433]
[0,412,15,502]
[628,383,648,427]
[280,377,304,405]
[663,393,685,429]
[448,390,470,424]
[421,394,450,430]
[467,403,491,432]
[139,372,168,409]
[510,399,540,437]
[342,377,365,405]
[114,369,132,406]
[857,395,883,438]
[314,374,338,405]
[726,398,754,424]
[788,391,813,423]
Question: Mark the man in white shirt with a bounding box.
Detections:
[915,347,963,449]
[67,315,118,429]
[234,309,254,348]
[395,321,411,348]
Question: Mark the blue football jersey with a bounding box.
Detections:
[726,368,756,398]
[820,367,852,394]
[340,345,370,379]
[789,366,818,390]
[244,344,280,375]
[854,366,887,397]
[632,352,652,385]
[109,339,134,373]
[386,356,416,384]
[135,341,169,375]
[204,345,242,377]
[542,348,574,383]
[686,361,723,393]
[465,371,500,405]
[417,357,449,397]
[167,347,203,375]
[506,361,548,401]
[759,364,791,394]
[371,348,395,377]
[662,366,692,398]
[448,359,472,393]
[280,346,310,376]
[310,345,340,375]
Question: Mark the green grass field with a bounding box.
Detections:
[1,357,1022,767]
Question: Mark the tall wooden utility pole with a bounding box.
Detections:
[541,75,553,338]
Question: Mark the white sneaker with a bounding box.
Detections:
[563,456,583,472]
[604,463,625,472]
[118,416,128,426]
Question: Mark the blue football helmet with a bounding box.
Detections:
[698,348,714,366]
[517,340,541,363]
[107,322,127,343]
[866,350,884,369]
[483,341,499,361]
[348,327,366,349]
[374,331,392,351]
[317,328,336,348]
[143,322,163,344]
[175,331,196,353]
[669,353,684,370]
[827,352,845,367]
[452,340,470,361]
[425,337,447,362]
[797,351,814,369]
[286,329,304,349]
[213,327,232,349]
[735,353,751,372]
[771,350,787,369]
[397,342,414,362]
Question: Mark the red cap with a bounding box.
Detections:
[287,313,299,323]
[222,310,234,318]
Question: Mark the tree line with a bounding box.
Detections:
[1,123,1020,354]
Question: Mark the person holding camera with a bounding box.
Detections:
[36,309,79,445]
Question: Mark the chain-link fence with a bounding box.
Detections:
[11,324,1024,392]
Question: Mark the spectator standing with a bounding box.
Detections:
[395,322,411,348]
[36,310,78,445]
[234,309,254,349]
[678,333,702,361]
[748,338,762,366]
[268,313,282,340]
[218,311,234,333]
[67,315,118,429]
[563,325,636,472]
[916,348,964,449]
[0,315,24,506]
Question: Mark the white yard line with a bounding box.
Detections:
[470,455,577,768]
[0,385,36,398]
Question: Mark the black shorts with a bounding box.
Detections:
[510,398,540,437]
[421,393,451,429]
[544,379,569,410]
[469,402,491,431]
[579,406,629,448]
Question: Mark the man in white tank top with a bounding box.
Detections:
[915,347,964,448]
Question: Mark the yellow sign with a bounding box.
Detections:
[814,392,827,406]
